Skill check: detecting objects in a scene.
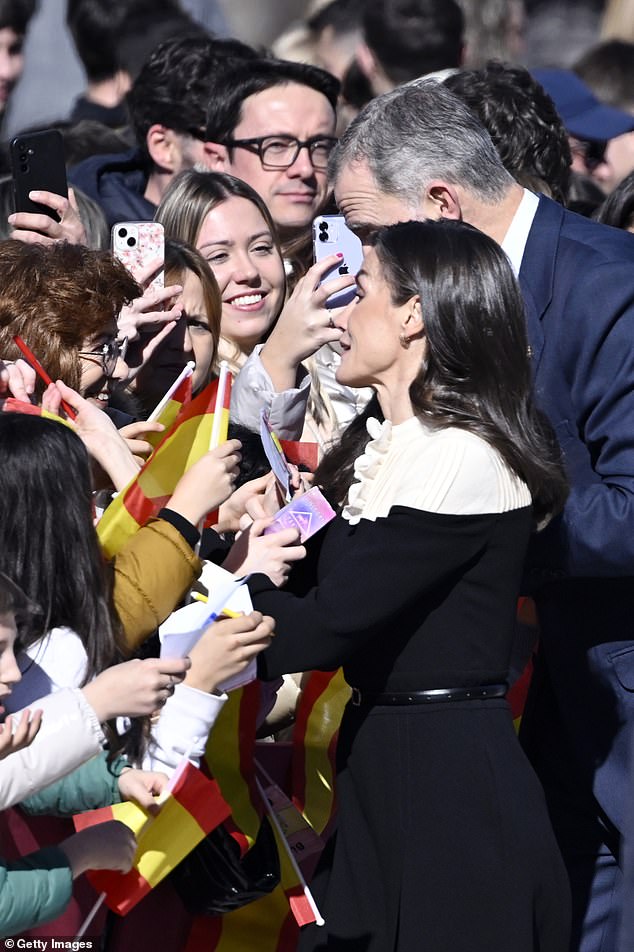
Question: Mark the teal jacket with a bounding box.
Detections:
[0,752,127,938]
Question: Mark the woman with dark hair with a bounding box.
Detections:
[237,219,571,951]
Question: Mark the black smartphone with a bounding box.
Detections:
[10,129,68,221]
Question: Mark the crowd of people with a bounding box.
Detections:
[0,0,634,950]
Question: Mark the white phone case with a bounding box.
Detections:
[312,214,363,308]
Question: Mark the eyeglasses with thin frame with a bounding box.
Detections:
[222,134,338,170]
[78,337,127,378]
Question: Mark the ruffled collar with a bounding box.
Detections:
[342,417,393,524]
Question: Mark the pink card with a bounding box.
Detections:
[263,486,335,542]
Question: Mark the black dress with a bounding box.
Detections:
[251,417,571,951]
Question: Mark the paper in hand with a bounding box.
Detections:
[159,566,256,693]
[263,486,335,543]
[260,409,293,502]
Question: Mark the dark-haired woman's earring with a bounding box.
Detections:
[399,333,411,349]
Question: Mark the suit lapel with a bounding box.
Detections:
[517,195,566,377]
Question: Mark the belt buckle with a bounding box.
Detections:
[351,687,362,706]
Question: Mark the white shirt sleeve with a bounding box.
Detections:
[230,343,310,439]
[143,683,227,774]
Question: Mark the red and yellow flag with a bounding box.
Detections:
[291,669,350,837]
[0,397,74,428]
[73,762,230,916]
[146,373,193,449]
[97,374,231,558]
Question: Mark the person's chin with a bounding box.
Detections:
[273,200,318,231]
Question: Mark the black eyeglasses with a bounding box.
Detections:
[570,137,607,172]
[78,338,127,377]
[222,134,338,170]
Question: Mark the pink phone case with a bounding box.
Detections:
[111,221,164,290]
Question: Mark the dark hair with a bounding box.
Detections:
[444,62,572,205]
[315,220,568,524]
[308,0,364,34]
[363,0,464,85]
[0,414,125,679]
[66,0,181,83]
[117,10,205,82]
[0,571,37,640]
[164,234,221,368]
[594,169,634,230]
[574,40,634,111]
[205,58,339,143]
[0,240,140,395]
[567,170,605,218]
[0,0,35,33]
[127,34,258,153]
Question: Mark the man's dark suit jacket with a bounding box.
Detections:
[518,195,634,849]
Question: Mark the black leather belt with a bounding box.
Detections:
[350,684,507,707]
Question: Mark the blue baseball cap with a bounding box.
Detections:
[532,68,634,142]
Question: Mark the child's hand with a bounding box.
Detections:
[59,821,137,878]
[118,768,169,815]
[185,612,275,694]
[81,656,191,721]
[167,440,242,525]
[223,519,306,587]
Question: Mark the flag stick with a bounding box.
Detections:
[210,360,230,449]
[255,775,325,927]
[12,335,77,420]
[147,361,194,421]
[76,891,106,938]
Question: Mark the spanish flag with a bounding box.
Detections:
[73,762,230,916]
[183,684,324,952]
[291,669,350,837]
[146,373,193,449]
[97,373,232,558]
[0,397,74,429]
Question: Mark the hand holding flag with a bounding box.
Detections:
[97,371,232,558]
[73,761,231,916]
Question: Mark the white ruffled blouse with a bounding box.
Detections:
[342,416,531,525]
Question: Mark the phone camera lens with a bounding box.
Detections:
[118,227,127,238]
[19,153,26,162]
[319,223,328,233]
[20,163,28,172]
[127,237,136,247]
[15,141,23,150]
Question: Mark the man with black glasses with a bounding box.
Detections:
[70,33,258,229]
[203,59,339,242]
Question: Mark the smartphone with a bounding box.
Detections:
[111,221,164,290]
[10,129,68,221]
[312,214,363,309]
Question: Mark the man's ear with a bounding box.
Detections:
[425,180,462,220]
[200,140,229,170]
[146,125,183,173]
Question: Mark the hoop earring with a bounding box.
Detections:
[399,333,411,349]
